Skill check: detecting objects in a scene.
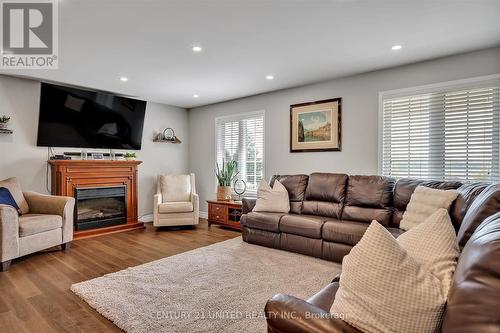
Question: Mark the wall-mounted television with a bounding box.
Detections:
[36,82,146,150]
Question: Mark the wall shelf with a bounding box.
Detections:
[153,137,182,144]
[0,129,13,134]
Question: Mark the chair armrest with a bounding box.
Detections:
[191,193,199,219]
[23,192,75,243]
[0,205,20,262]
[265,294,361,333]
[242,197,257,214]
[306,282,340,311]
[153,193,162,222]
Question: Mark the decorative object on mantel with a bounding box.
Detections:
[290,97,342,152]
[215,159,239,201]
[153,127,182,143]
[124,152,137,161]
[0,116,12,133]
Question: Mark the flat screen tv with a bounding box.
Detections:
[37,82,146,150]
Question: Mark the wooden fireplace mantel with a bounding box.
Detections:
[49,159,145,240]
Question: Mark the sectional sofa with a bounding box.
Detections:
[241,173,494,262]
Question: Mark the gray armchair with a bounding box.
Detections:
[0,178,75,271]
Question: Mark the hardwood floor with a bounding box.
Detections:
[0,220,240,332]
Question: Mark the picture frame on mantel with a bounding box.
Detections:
[290,97,342,152]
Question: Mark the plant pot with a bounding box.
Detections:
[125,157,136,161]
[217,186,232,201]
[0,123,8,129]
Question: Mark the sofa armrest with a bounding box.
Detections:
[0,205,20,262]
[23,192,75,243]
[306,282,340,311]
[265,294,361,333]
[241,197,257,214]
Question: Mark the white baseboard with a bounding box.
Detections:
[139,214,154,223]
[200,211,208,219]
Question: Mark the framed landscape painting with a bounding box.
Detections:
[290,98,342,152]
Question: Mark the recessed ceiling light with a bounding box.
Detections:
[391,45,402,51]
[120,77,128,82]
[265,75,274,80]
[193,94,199,98]
[192,46,202,52]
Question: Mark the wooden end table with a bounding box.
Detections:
[206,200,243,231]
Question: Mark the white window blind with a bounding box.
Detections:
[216,111,264,193]
[383,85,500,181]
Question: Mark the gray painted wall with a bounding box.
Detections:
[188,47,500,213]
[0,75,189,218]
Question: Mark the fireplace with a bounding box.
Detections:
[74,186,127,231]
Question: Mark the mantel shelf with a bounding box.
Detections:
[0,128,13,134]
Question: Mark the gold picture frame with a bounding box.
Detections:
[290,98,342,152]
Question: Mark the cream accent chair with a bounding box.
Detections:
[0,177,75,271]
[153,173,199,227]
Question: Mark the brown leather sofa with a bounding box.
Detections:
[240,173,500,332]
[241,173,477,262]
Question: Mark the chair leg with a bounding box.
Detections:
[61,242,71,251]
[1,260,11,272]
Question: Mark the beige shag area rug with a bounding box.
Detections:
[71,237,341,333]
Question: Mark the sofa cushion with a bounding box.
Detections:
[392,178,462,227]
[450,182,489,230]
[158,201,193,213]
[342,175,394,225]
[301,173,348,219]
[270,174,308,214]
[323,220,367,245]
[341,206,392,225]
[253,180,290,213]
[301,201,343,219]
[457,184,500,248]
[19,214,62,237]
[280,214,326,239]
[240,212,284,232]
[331,210,459,333]
[0,177,29,215]
[159,174,191,202]
[0,187,21,213]
[305,173,348,202]
[345,175,394,208]
[400,186,458,231]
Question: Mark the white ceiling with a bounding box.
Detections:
[2,0,500,108]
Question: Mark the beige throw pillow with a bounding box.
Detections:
[0,177,29,214]
[252,180,290,213]
[331,209,459,333]
[400,186,458,231]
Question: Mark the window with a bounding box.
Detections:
[216,111,264,194]
[382,82,500,181]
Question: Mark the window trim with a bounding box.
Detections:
[214,110,266,197]
[378,73,500,178]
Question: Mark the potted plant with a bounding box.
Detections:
[0,116,10,130]
[123,152,136,161]
[215,159,238,201]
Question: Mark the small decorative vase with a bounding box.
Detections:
[217,186,232,201]
[0,123,8,129]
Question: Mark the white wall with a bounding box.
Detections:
[188,47,500,212]
[0,75,189,218]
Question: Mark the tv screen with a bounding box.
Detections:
[37,82,146,150]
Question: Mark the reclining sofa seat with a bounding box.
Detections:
[241,172,476,263]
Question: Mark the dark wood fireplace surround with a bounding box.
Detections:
[49,160,144,239]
